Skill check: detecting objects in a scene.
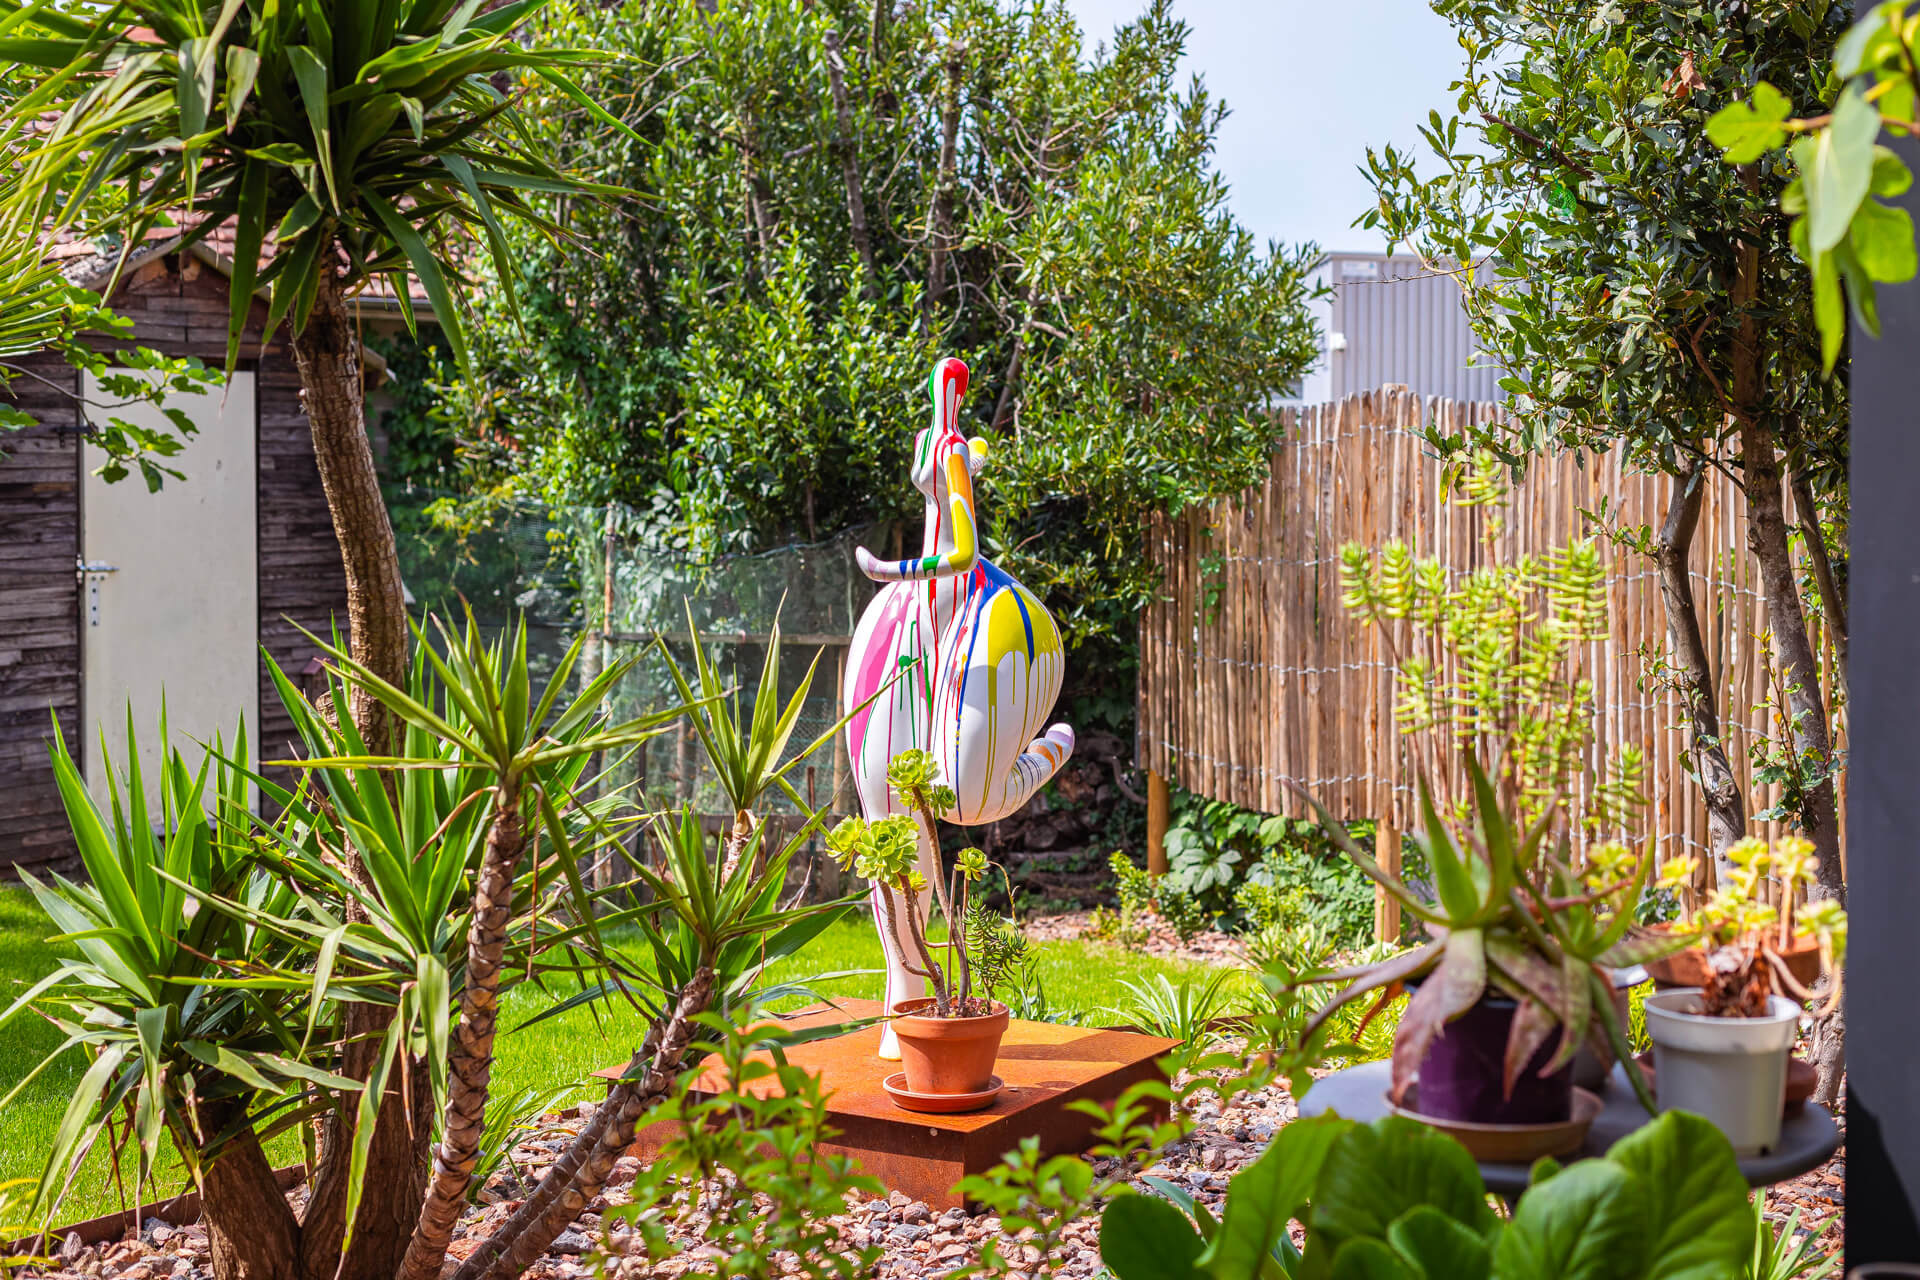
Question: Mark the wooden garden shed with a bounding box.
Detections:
[0,229,413,875]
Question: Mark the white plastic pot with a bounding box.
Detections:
[1643,991,1800,1155]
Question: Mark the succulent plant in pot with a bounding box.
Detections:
[827,750,1003,1105]
[1643,835,1846,1154]
[1291,755,1692,1126]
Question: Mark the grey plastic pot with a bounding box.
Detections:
[1644,991,1800,1155]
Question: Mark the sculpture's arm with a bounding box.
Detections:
[856,451,981,582]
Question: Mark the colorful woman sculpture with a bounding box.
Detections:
[843,356,1075,1058]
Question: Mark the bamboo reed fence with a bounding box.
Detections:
[1137,387,1844,919]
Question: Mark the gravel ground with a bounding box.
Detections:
[25,1073,1840,1280]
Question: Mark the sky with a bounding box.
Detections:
[1064,0,1463,255]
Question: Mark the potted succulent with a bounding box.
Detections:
[1294,757,1690,1130]
[827,749,1004,1109]
[1642,835,1846,1154]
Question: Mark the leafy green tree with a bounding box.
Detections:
[0,14,220,484]
[1707,0,1918,366]
[443,0,1320,674]
[1361,0,1850,1100]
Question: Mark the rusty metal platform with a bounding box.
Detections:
[609,999,1179,1208]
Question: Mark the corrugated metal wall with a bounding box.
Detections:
[1326,254,1500,403]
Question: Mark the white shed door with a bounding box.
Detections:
[82,370,258,800]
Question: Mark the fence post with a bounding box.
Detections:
[1374,823,1401,945]
[1146,770,1170,876]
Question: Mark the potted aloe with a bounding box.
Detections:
[827,749,1003,1109]
[1643,835,1846,1154]
[1295,759,1689,1129]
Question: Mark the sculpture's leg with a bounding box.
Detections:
[871,816,940,1059]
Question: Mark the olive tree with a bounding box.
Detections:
[1361,0,1850,1099]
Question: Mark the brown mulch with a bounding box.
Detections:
[1021,909,1244,967]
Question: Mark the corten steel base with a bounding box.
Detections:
[607,1000,1179,1209]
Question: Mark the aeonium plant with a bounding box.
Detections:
[1293,754,1694,1112]
[1679,835,1848,1018]
[827,749,994,1018]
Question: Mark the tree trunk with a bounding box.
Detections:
[195,1102,302,1280]
[399,791,525,1280]
[1727,223,1843,1102]
[288,269,409,753]
[1656,455,1745,881]
[922,43,964,327]
[1741,414,1847,1095]
[1790,466,1847,694]
[287,265,428,1280]
[296,1059,432,1280]
[453,968,716,1280]
[823,26,878,298]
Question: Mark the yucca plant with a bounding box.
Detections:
[280,614,688,1280]
[0,713,334,1225]
[657,604,838,875]
[451,804,862,1280]
[0,26,219,477]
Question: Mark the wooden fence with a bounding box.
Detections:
[1137,387,1842,915]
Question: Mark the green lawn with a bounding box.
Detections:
[0,886,1242,1223]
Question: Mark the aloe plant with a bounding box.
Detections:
[1292,755,1693,1112]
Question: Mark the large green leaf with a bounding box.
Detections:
[1308,1118,1496,1257]
[1101,1192,1207,1280]
[1201,1113,1352,1278]
[1384,1207,1493,1280]
[1602,1113,1750,1280]
[1491,1161,1647,1280]
[1798,87,1880,255]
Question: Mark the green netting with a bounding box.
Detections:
[386,487,894,819]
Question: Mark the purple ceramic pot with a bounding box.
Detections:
[1413,993,1573,1125]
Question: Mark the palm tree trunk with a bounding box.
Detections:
[399,790,525,1280]
[289,269,410,751]
[453,968,716,1280]
[194,1100,302,1280]
[287,264,427,1280]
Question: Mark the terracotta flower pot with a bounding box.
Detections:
[891,998,1009,1096]
[1642,927,1823,988]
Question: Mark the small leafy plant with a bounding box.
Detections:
[1671,836,1848,1019]
[1098,1109,1753,1280]
[826,749,994,1017]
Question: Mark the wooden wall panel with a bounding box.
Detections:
[1,251,348,873]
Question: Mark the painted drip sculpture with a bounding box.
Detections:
[844,356,1075,1058]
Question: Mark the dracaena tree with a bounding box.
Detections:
[8,0,628,748]
[7,5,633,1271]
[1,17,220,484]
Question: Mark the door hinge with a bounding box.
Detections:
[76,558,118,628]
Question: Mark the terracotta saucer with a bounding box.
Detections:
[882,1072,1004,1114]
[1389,1085,1604,1163]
